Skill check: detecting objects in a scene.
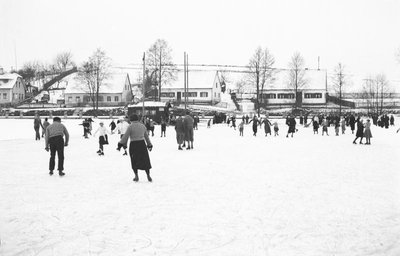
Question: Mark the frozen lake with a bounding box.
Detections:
[0,117,400,255]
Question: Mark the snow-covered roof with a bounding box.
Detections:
[164,70,218,89]
[215,69,327,91]
[268,69,326,90]
[64,73,130,94]
[0,73,22,89]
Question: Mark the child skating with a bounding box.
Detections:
[94,121,111,155]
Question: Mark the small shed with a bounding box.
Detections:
[127,101,171,123]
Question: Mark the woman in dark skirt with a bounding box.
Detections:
[119,114,153,182]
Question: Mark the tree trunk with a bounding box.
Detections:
[256,70,260,117]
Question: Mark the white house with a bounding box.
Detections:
[0,72,26,105]
[63,73,132,107]
[160,70,222,105]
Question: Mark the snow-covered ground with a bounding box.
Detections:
[1,117,400,256]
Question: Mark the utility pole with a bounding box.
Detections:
[184,52,187,110]
[159,48,162,101]
[142,52,145,117]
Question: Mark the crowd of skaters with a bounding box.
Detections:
[31,110,397,181]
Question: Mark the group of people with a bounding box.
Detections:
[35,110,397,182]
[174,112,195,150]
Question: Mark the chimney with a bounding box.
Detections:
[0,66,4,75]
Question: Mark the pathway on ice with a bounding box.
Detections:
[1,118,400,255]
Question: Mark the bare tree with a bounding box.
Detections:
[76,61,97,110]
[54,51,76,72]
[247,47,275,116]
[76,48,111,116]
[375,73,390,114]
[331,63,348,116]
[362,74,391,115]
[146,39,177,100]
[287,52,307,107]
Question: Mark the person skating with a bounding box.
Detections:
[390,115,395,126]
[175,115,185,150]
[119,114,153,182]
[364,119,372,145]
[94,121,111,156]
[45,117,69,176]
[286,115,296,138]
[238,120,244,136]
[193,115,199,130]
[116,117,129,155]
[353,118,364,144]
[334,119,340,136]
[34,113,43,140]
[261,115,272,137]
[341,117,346,134]
[183,111,194,150]
[349,114,356,134]
[249,115,260,136]
[109,119,117,134]
[160,118,167,137]
[42,117,50,138]
[231,115,236,130]
[313,118,319,134]
[207,118,211,128]
[321,119,329,136]
[272,121,279,136]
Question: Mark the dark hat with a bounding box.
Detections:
[53,117,61,122]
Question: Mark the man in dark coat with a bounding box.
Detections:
[286,115,297,138]
[353,118,364,144]
[349,114,356,134]
[175,115,185,150]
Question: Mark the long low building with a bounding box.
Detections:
[231,69,328,107]
[63,73,133,107]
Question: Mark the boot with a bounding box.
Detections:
[133,169,139,182]
[145,170,152,182]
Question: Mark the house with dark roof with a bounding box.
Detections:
[63,73,132,107]
[0,73,26,105]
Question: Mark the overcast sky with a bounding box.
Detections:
[1,0,400,89]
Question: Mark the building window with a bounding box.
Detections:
[98,96,103,102]
[305,93,322,99]
[161,92,175,97]
[278,93,295,99]
[114,96,119,102]
[107,96,112,102]
[215,83,218,88]
[3,93,7,99]
[68,97,72,102]
[200,92,208,97]
[182,92,197,97]
[84,96,91,102]
[262,93,277,99]
[76,96,81,102]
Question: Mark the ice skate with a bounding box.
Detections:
[49,170,53,175]
[59,171,65,176]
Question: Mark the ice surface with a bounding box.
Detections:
[0,118,400,255]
